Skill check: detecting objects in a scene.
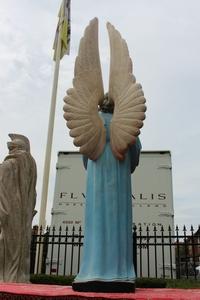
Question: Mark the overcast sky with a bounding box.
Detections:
[0,0,199,230]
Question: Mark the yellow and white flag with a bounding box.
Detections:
[53,0,71,60]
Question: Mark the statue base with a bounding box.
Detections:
[72,281,135,293]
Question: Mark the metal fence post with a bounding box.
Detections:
[133,225,137,276]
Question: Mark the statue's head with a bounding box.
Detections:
[7,134,30,154]
[99,93,114,113]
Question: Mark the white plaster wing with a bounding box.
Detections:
[107,23,146,160]
[63,18,106,160]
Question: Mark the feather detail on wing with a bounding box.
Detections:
[63,18,106,160]
[107,22,146,160]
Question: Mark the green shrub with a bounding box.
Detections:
[30,274,75,285]
[30,275,167,288]
[166,278,200,289]
[136,277,167,288]
[30,275,200,289]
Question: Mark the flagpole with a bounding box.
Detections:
[34,9,63,274]
[38,20,62,230]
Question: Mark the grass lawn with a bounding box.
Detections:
[166,278,200,289]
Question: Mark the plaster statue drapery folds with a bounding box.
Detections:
[0,134,37,283]
[63,18,146,292]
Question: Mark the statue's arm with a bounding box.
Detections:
[0,161,12,224]
[129,137,142,173]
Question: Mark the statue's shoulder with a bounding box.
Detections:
[2,156,15,166]
[0,158,15,181]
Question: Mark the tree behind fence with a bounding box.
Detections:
[31,225,200,280]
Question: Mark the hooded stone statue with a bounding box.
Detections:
[0,134,37,283]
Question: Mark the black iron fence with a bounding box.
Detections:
[31,225,200,280]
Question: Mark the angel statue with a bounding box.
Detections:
[63,18,146,292]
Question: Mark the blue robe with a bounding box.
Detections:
[75,112,141,283]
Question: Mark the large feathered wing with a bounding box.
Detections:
[63,18,106,160]
[107,23,146,160]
